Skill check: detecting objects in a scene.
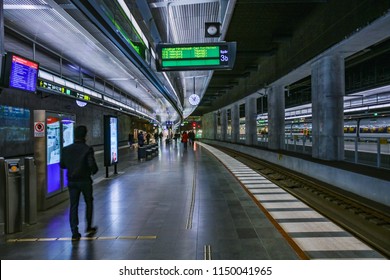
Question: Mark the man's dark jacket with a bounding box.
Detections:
[60,140,98,182]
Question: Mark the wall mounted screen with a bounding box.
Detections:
[3,52,39,92]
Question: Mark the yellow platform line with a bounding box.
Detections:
[118,236,138,240]
[38,238,58,241]
[137,235,157,240]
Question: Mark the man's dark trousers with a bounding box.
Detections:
[68,181,93,235]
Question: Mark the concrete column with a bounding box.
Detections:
[213,112,218,140]
[268,85,285,150]
[227,109,232,140]
[202,112,216,139]
[245,97,257,145]
[221,108,227,141]
[311,55,344,160]
[231,103,239,143]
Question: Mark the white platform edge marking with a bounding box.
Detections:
[197,142,384,258]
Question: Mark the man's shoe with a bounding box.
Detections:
[86,227,98,235]
[72,233,81,241]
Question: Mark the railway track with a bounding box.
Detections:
[212,144,390,259]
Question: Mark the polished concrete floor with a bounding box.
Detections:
[0,140,299,260]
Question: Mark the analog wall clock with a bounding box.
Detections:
[207,25,218,36]
[189,94,200,106]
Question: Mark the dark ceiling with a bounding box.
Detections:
[198,1,320,111]
[192,0,390,116]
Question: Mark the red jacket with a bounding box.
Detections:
[181,133,188,142]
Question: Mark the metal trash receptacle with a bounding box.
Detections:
[4,159,23,234]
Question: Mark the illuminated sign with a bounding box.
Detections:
[156,42,237,71]
[46,116,61,195]
[61,119,74,189]
[38,79,98,103]
[104,116,118,167]
[3,53,39,92]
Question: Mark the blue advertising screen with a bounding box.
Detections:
[46,116,61,195]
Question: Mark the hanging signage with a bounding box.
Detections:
[38,79,100,103]
[156,42,237,71]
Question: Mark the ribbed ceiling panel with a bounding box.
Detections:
[5,0,48,6]
[147,0,225,117]
[170,2,219,43]
[148,0,220,44]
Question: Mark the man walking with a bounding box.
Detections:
[60,125,98,240]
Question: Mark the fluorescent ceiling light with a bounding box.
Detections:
[4,4,51,10]
[149,0,219,8]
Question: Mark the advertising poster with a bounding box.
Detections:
[62,119,75,188]
[110,117,118,164]
[62,120,74,147]
[46,116,61,195]
[104,115,118,167]
[0,106,30,146]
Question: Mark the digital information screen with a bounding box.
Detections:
[156,42,236,71]
[6,53,39,92]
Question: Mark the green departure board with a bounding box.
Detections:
[156,42,236,71]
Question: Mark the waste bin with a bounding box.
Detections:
[4,159,23,234]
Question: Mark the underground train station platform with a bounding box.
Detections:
[0,141,299,260]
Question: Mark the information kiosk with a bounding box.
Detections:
[34,110,75,210]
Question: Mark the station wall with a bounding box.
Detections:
[0,88,137,158]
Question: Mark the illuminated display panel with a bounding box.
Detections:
[3,53,39,92]
[46,116,61,195]
[156,42,237,71]
[62,119,75,189]
[38,79,100,103]
[109,117,118,165]
[104,116,118,167]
